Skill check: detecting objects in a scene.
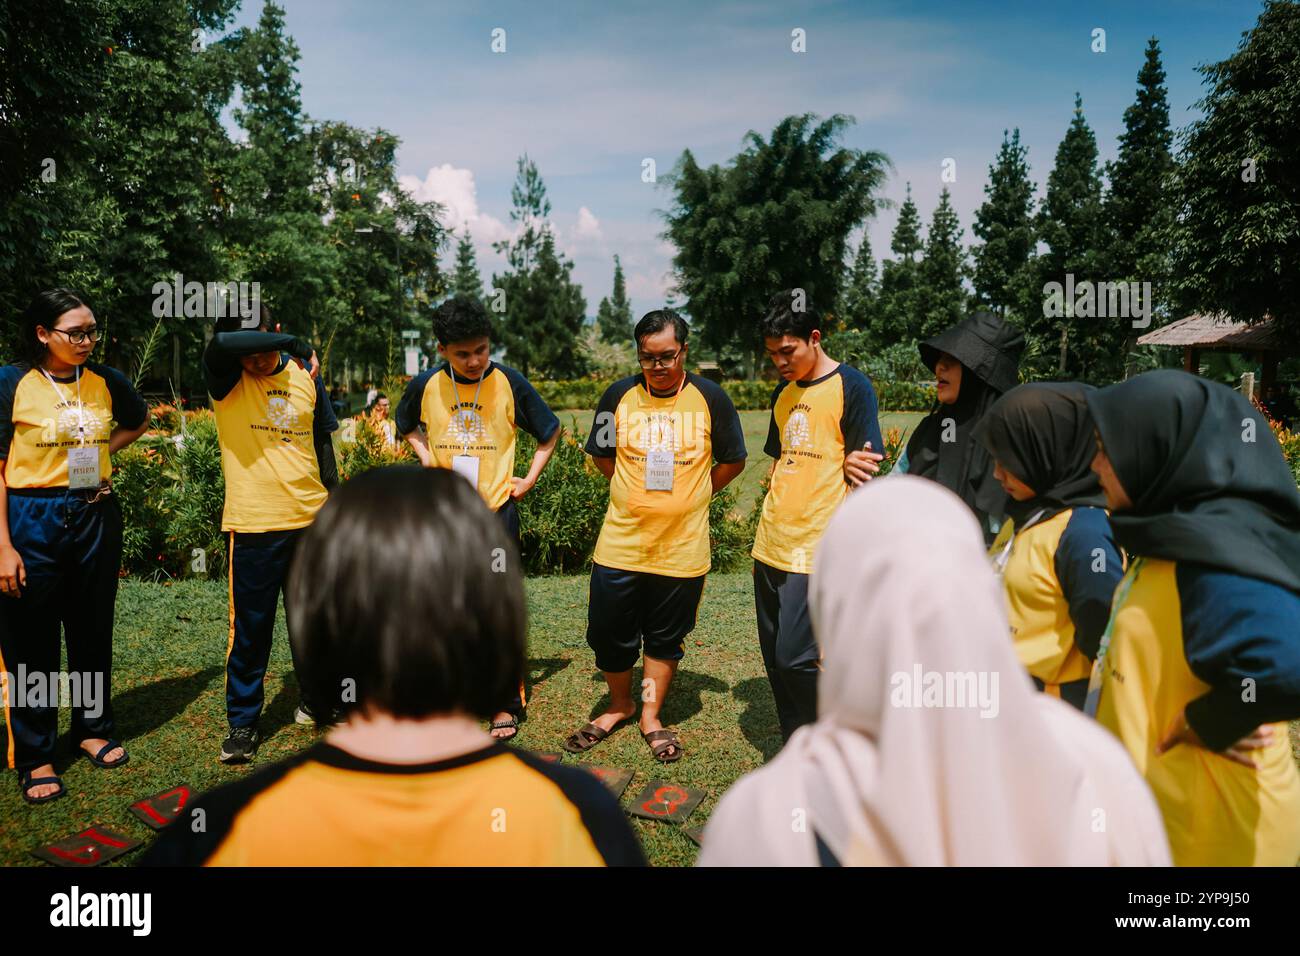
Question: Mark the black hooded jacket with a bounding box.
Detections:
[904,311,1024,540]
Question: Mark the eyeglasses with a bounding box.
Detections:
[637,349,682,369]
[49,327,100,345]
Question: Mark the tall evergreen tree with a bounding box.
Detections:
[228,1,336,337]
[876,183,924,343]
[918,187,968,339]
[450,229,484,304]
[490,156,587,376]
[839,235,879,330]
[596,255,633,344]
[972,129,1037,318]
[1035,94,1106,378]
[1105,37,1175,373]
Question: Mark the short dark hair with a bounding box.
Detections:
[634,309,689,350]
[760,289,821,342]
[285,466,526,723]
[215,302,270,335]
[433,296,492,346]
[18,289,90,364]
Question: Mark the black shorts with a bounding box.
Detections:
[585,563,706,672]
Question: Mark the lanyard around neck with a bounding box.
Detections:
[992,507,1047,575]
[40,365,87,446]
[449,363,489,456]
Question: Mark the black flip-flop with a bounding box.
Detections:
[19,770,66,805]
[81,739,129,769]
[489,716,520,741]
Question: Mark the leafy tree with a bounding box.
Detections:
[1170,0,1300,336]
[663,114,891,371]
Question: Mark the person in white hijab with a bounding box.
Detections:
[698,475,1170,866]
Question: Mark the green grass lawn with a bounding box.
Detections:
[0,573,770,867]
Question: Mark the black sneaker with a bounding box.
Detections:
[220,726,261,764]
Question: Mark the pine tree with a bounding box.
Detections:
[839,236,879,330]
[918,187,968,340]
[596,255,633,344]
[877,183,924,344]
[972,129,1037,318]
[450,229,484,304]
[1035,94,1106,378]
[1105,37,1175,373]
[490,156,587,376]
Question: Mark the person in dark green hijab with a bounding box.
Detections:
[1085,368,1300,866]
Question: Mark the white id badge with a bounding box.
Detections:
[67,446,100,490]
[645,448,675,491]
[452,454,480,489]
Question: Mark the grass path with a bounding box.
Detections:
[0,573,769,867]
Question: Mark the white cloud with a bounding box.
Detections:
[574,206,603,241]
[398,164,511,246]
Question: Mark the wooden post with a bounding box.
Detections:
[1183,347,1199,374]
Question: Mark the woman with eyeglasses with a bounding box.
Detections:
[0,289,149,804]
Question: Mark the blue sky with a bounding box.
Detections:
[225,0,1264,318]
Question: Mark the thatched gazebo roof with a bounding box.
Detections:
[1138,313,1292,389]
[1137,313,1289,351]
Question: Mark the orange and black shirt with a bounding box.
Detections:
[141,741,646,867]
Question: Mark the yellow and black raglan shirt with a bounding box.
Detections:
[585,373,746,578]
[987,506,1123,692]
[395,362,560,510]
[203,332,337,533]
[1095,562,1300,866]
[0,362,147,489]
[752,364,882,574]
[140,741,646,867]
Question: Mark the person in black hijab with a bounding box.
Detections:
[900,310,1024,542]
[1085,368,1300,866]
[971,382,1122,709]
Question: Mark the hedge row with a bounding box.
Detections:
[532,378,936,412]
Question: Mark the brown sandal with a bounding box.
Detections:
[563,722,611,753]
[643,728,683,763]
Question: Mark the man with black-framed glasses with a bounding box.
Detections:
[564,310,745,764]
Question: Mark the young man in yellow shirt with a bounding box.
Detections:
[753,290,883,741]
[395,296,560,740]
[204,308,337,763]
[564,310,746,763]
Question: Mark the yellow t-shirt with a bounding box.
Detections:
[1095,558,1300,866]
[990,507,1123,691]
[752,365,881,573]
[0,362,147,488]
[141,742,645,867]
[395,363,559,510]
[585,373,746,578]
[211,358,327,533]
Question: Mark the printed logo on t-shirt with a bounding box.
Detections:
[264,395,301,430]
[646,412,676,454]
[448,407,487,446]
[784,410,811,449]
[43,402,108,446]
